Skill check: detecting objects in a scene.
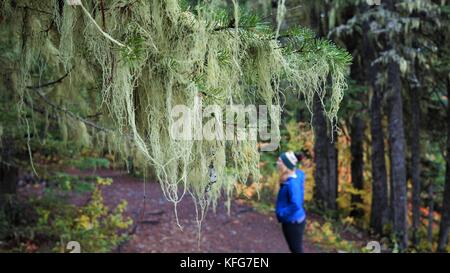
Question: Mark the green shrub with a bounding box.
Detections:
[0,176,132,253]
[71,157,110,171]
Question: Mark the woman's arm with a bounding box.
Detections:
[277,179,303,218]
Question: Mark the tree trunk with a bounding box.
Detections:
[428,182,434,247]
[351,115,365,218]
[361,17,389,235]
[369,66,389,235]
[411,83,422,245]
[438,76,450,252]
[313,93,331,210]
[0,135,18,207]
[386,61,408,250]
[328,130,338,211]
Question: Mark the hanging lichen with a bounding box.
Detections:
[3,0,352,233]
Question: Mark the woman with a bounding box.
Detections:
[275,151,306,253]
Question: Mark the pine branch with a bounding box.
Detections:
[26,72,111,133]
[31,87,111,132]
[100,0,106,31]
[17,5,53,16]
[27,70,71,89]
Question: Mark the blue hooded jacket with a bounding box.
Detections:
[275,169,306,223]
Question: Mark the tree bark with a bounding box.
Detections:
[369,66,389,235]
[428,182,434,247]
[0,135,18,208]
[360,17,389,235]
[411,83,422,245]
[386,61,408,250]
[438,76,450,252]
[328,130,338,211]
[313,93,331,210]
[351,115,365,218]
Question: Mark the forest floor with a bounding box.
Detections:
[64,168,322,253]
[17,168,373,253]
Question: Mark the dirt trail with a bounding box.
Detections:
[66,169,318,253]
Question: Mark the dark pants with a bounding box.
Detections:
[281,219,306,253]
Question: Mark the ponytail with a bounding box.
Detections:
[295,150,309,161]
